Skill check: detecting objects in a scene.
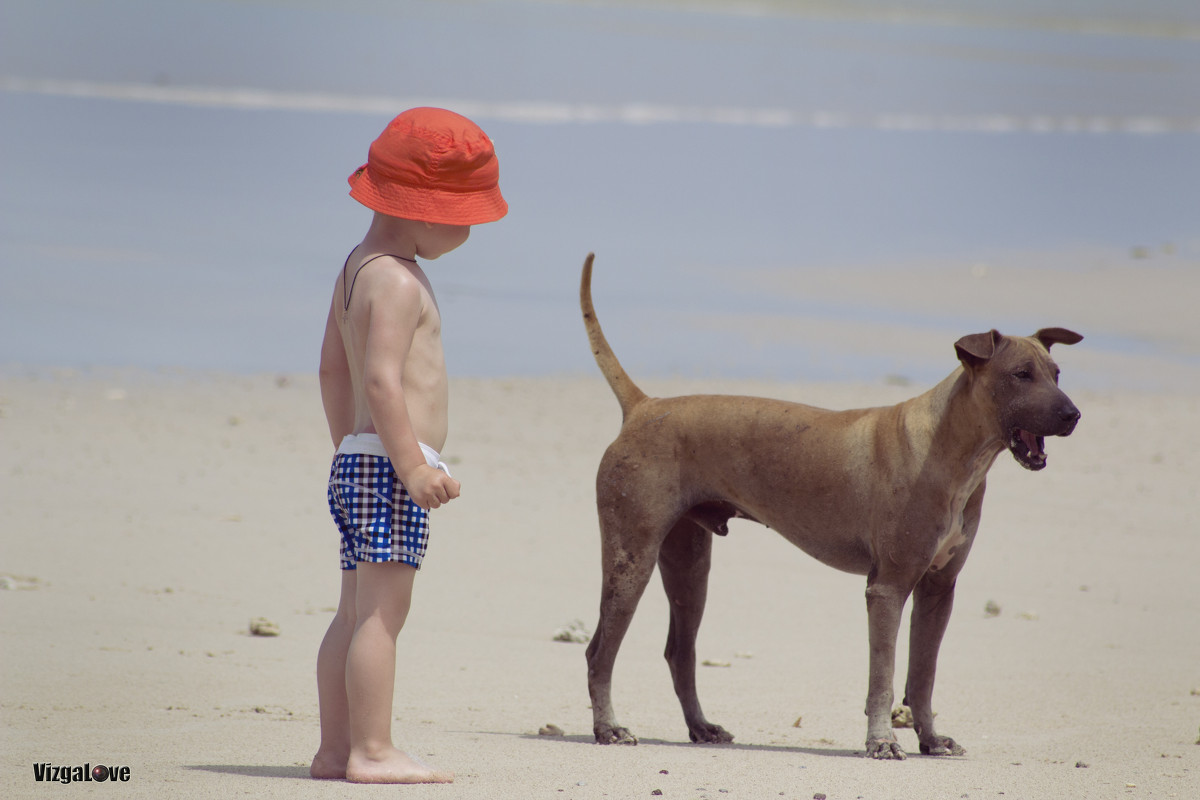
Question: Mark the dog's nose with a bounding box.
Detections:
[1058,403,1080,434]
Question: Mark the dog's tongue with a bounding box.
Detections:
[1019,430,1043,456]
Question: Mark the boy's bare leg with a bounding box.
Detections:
[311,570,357,779]
[345,561,453,784]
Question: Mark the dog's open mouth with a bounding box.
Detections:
[1009,429,1048,471]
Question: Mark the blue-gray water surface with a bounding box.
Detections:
[2,0,1197,386]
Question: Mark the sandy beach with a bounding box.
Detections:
[3,328,1198,798]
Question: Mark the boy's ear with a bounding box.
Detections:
[424,221,434,230]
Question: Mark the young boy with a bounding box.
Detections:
[310,107,507,784]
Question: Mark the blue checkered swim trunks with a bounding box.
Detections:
[327,434,452,571]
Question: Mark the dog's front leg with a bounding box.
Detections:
[904,486,981,757]
[864,575,912,759]
[905,573,966,756]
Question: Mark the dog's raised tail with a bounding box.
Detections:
[581,253,647,419]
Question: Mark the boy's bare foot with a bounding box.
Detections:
[346,747,453,784]
[309,750,348,780]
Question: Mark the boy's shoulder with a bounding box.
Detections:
[345,256,430,315]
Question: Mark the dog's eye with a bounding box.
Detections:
[1013,369,1033,381]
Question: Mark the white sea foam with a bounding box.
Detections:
[4,76,1198,135]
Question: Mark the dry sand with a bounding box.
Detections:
[3,329,1199,798]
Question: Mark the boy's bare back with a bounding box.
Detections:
[335,247,448,451]
[318,213,467,511]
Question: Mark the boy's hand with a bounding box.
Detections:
[404,464,462,510]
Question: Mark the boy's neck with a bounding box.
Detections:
[361,213,421,261]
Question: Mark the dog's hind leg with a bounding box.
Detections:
[586,525,661,745]
[659,517,733,744]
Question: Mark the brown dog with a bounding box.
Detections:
[580,254,1081,759]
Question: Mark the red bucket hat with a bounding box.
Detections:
[348,107,508,225]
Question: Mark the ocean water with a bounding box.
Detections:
[2,0,1198,386]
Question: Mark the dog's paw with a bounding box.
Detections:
[866,737,908,760]
[919,735,966,756]
[594,725,638,745]
[688,722,734,744]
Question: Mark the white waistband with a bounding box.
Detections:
[336,434,451,476]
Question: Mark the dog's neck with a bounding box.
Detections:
[904,369,1006,484]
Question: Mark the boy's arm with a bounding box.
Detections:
[318,301,354,448]
[363,272,461,510]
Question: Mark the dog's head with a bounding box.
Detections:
[955,327,1082,471]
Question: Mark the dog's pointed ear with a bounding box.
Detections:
[1033,327,1083,349]
[955,329,1000,369]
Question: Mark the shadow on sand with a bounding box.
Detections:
[185,764,312,780]
[470,730,865,760]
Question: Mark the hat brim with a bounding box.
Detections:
[348,165,508,226]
